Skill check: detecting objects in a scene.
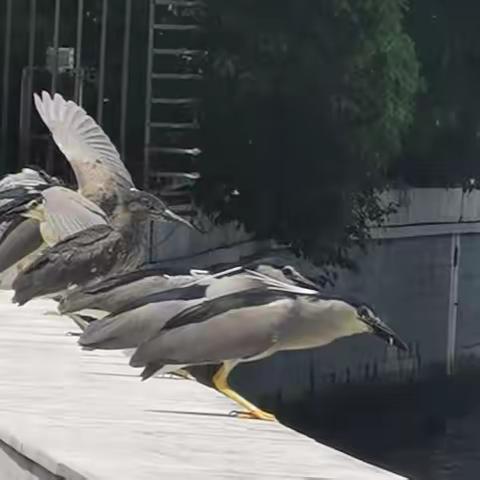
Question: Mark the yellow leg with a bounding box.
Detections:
[212,363,276,422]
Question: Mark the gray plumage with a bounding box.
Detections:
[75,262,312,352]
[124,276,407,380]
[0,92,136,283]
[58,268,202,316]
[12,188,190,305]
[60,261,314,317]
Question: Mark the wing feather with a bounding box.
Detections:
[34,91,134,191]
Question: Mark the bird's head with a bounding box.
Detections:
[354,303,408,351]
[125,189,194,228]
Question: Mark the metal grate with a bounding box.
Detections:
[143,0,207,215]
[0,0,137,180]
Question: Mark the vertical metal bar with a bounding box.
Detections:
[19,0,37,167]
[120,0,132,161]
[143,0,155,189]
[74,0,84,103]
[1,0,13,173]
[446,233,461,375]
[50,0,61,94]
[96,0,108,124]
[46,0,61,174]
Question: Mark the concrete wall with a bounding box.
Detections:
[0,441,60,480]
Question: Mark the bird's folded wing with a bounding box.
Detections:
[36,187,107,245]
[40,186,108,243]
[0,167,55,198]
[12,224,118,305]
[129,289,289,368]
[34,91,134,190]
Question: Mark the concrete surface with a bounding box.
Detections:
[0,291,405,480]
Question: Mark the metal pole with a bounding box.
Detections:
[143,0,155,189]
[96,0,108,124]
[120,0,132,161]
[51,0,61,94]
[19,0,37,167]
[1,0,13,173]
[46,0,61,173]
[446,233,461,375]
[74,0,84,103]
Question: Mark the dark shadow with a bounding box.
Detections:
[269,364,480,480]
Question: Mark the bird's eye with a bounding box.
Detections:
[357,306,369,318]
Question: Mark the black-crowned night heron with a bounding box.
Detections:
[0,168,63,283]
[59,258,317,319]
[0,91,135,281]
[58,264,314,340]
[11,187,193,306]
[57,266,209,318]
[79,269,406,420]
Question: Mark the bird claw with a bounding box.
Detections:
[228,409,277,422]
[65,331,81,337]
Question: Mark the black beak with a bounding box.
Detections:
[366,317,408,352]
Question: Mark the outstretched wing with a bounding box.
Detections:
[34,91,134,193]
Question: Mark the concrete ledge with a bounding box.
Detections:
[0,291,406,480]
[0,439,62,480]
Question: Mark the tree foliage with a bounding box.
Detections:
[194,0,420,266]
[394,0,480,187]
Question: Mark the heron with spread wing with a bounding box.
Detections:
[0,92,192,297]
[0,92,135,282]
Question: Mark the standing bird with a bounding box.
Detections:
[58,258,317,319]
[57,266,209,319]
[12,187,192,305]
[0,91,135,281]
[0,168,63,286]
[79,269,407,420]
[130,277,406,421]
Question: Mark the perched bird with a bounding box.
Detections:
[0,91,135,281]
[0,168,63,285]
[12,187,193,306]
[79,269,406,420]
[57,266,209,319]
[59,256,317,319]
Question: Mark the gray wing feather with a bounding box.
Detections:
[60,274,195,314]
[79,299,202,350]
[41,187,108,242]
[34,92,134,191]
[0,218,43,274]
[129,298,290,368]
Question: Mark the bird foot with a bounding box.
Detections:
[65,331,81,337]
[229,409,277,422]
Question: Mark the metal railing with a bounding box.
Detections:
[0,0,142,182]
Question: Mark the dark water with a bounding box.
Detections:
[273,371,480,480]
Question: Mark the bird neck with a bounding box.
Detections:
[278,298,369,351]
[111,212,151,268]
